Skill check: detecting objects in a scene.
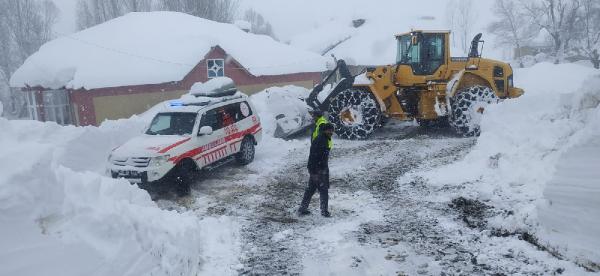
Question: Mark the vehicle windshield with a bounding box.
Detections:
[396,34,414,64]
[146,112,197,135]
[396,33,445,75]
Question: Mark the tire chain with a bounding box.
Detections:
[449,85,498,137]
[328,88,381,140]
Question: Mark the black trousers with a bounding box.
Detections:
[299,169,329,212]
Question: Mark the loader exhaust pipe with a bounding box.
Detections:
[468,33,483,58]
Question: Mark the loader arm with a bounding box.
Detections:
[306,59,355,112]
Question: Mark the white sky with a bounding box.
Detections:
[53,0,78,35]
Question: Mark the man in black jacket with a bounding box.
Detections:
[298,123,334,217]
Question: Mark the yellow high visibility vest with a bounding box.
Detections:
[312,116,333,149]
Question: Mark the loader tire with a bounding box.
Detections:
[328,88,381,140]
[449,85,498,137]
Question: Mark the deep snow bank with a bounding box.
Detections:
[247,85,311,175]
[411,62,600,267]
[0,117,240,275]
[249,85,312,136]
[0,84,311,276]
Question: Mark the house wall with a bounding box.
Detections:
[70,83,186,126]
[182,46,321,95]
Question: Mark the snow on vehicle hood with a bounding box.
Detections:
[112,135,191,158]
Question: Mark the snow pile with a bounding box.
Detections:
[411,62,600,266]
[260,0,495,65]
[289,20,357,55]
[189,77,236,96]
[249,85,312,137]
[0,117,240,275]
[234,20,251,31]
[10,11,327,90]
[246,85,311,175]
[289,15,444,66]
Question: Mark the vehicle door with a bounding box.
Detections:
[196,106,228,167]
[219,102,242,155]
[225,101,256,154]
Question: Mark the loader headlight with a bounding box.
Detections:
[508,75,513,88]
[149,155,171,167]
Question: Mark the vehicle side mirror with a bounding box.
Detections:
[198,126,213,136]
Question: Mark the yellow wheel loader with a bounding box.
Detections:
[305,31,524,139]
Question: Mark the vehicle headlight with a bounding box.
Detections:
[149,155,171,167]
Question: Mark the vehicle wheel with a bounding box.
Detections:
[172,160,195,196]
[327,88,382,139]
[236,136,255,165]
[449,85,498,137]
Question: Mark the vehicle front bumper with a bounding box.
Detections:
[106,163,173,184]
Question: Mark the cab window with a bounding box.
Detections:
[223,102,253,124]
[220,105,236,127]
[397,33,445,75]
[199,102,254,133]
[200,109,222,130]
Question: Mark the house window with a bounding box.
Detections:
[207,59,225,78]
[25,91,39,120]
[43,90,72,125]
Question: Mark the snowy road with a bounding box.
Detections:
[156,124,593,275]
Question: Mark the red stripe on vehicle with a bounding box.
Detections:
[158,137,191,154]
[169,123,261,164]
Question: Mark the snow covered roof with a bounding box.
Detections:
[283,0,495,65]
[10,12,328,90]
[289,18,447,66]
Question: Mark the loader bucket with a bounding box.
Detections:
[273,113,312,139]
[274,59,356,139]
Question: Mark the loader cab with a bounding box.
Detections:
[396,31,449,76]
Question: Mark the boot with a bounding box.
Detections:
[320,194,329,217]
[298,208,311,216]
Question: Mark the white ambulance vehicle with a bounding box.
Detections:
[107,78,262,194]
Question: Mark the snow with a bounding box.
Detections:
[539,136,600,266]
[289,20,356,56]
[353,73,372,85]
[10,1,600,273]
[0,83,315,275]
[10,12,327,90]
[408,62,600,266]
[3,62,600,273]
[0,117,241,276]
[300,191,390,275]
[249,85,312,138]
[234,20,252,31]
[189,77,236,96]
[241,0,497,65]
